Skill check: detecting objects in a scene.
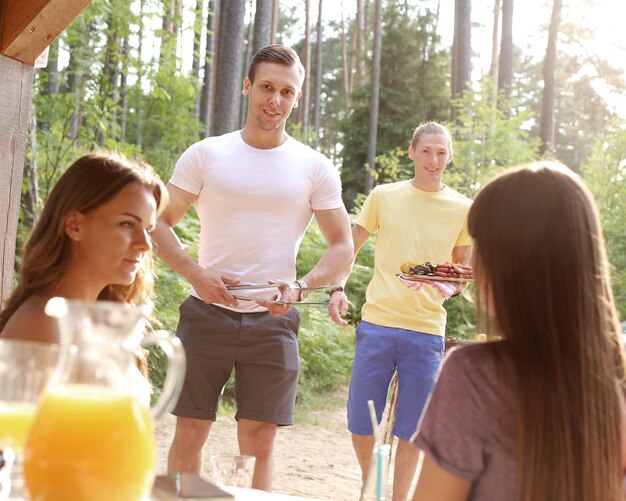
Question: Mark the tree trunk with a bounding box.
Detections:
[355,0,366,83]
[136,0,145,147]
[539,0,562,155]
[37,40,59,133]
[498,0,513,98]
[299,0,312,133]
[490,0,500,94]
[46,40,59,95]
[253,0,273,54]
[212,0,246,135]
[192,0,205,80]
[99,13,120,145]
[433,0,441,39]
[313,0,323,141]
[159,0,174,66]
[118,36,130,142]
[173,0,183,48]
[160,0,183,68]
[271,0,279,44]
[348,5,357,97]
[340,8,351,108]
[364,0,382,194]
[66,36,81,144]
[210,0,222,133]
[571,110,579,171]
[199,0,217,137]
[192,0,205,118]
[363,0,369,46]
[418,0,441,119]
[24,102,41,226]
[488,0,500,138]
[451,0,471,122]
[240,0,255,129]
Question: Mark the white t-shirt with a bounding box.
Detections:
[170,130,344,312]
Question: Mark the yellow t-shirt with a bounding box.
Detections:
[357,180,473,336]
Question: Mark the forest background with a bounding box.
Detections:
[19,0,626,405]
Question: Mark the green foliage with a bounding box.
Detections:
[442,288,478,340]
[342,204,376,324]
[285,122,319,149]
[32,0,202,188]
[295,219,328,277]
[147,214,200,392]
[296,209,374,326]
[31,91,86,198]
[580,125,626,318]
[370,147,413,186]
[446,79,541,197]
[343,261,374,325]
[131,69,202,177]
[339,1,450,207]
[296,306,355,402]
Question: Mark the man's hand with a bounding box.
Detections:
[449,246,473,299]
[255,279,300,317]
[328,290,349,326]
[189,268,240,307]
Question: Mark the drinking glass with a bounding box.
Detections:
[0,339,60,500]
[360,443,391,501]
[211,455,256,488]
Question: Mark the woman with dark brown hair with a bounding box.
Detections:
[412,161,626,500]
[0,152,167,353]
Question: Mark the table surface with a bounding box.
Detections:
[149,485,323,500]
[224,486,323,500]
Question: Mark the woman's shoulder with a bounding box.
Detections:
[445,342,500,371]
[1,295,60,343]
[441,342,508,393]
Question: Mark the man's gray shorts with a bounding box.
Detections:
[172,296,301,425]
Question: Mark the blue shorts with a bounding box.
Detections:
[347,321,444,442]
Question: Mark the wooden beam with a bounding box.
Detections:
[0,54,33,303]
[1,0,91,65]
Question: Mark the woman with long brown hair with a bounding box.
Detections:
[0,152,167,351]
[412,161,626,500]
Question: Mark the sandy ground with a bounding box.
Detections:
[155,393,364,500]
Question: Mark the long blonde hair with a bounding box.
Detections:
[0,152,168,332]
[468,161,625,501]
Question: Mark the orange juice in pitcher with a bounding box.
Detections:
[23,298,186,501]
[24,384,154,501]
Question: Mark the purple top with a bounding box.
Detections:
[411,343,517,500]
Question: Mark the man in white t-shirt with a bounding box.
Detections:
[152,45,353,491]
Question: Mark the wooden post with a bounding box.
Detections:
[0,0,91,304]
[0,54,33,303]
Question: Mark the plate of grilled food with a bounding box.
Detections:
[398,261,474,283]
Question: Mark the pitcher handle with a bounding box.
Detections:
[141,330,186,422]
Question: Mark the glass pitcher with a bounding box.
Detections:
[23,298,186,501]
